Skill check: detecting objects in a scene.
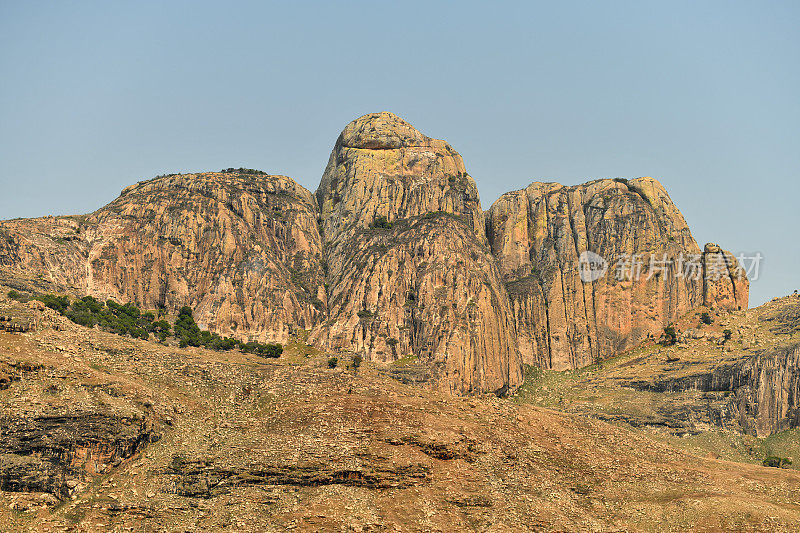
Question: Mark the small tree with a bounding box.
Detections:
[372,215,393,229]
[763,456,792,468]
[262,343,283,358]
[661,325,678,346]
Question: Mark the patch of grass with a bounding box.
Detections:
[88,362,111,374]
[391,353,419,367]
[254,393,278,416]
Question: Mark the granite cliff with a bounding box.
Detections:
[487,178,748,370]
[314,113,521,394]
[0,112,749,394]
[0,172,326,344]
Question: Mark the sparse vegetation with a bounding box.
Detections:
[7,290,23,301]
[240,341,283,357]
[220,167,268,175]
[35,294,70,313]
[372,215,393,229]
[352,354,363,371]
[66,296,152,340]
[661,325,678,346]
[700,312,713,325]
[763,455,792,468]
[28,293,281,356]
[357,309,374,319]
[327,356,338,368]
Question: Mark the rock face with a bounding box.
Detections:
[0,112,750,393]
[702,242,750,311]
[0,413,153,498]
[487,178,749,370]
[314,113,522,394]
[0,171,326,343]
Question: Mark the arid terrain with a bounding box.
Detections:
[1,291,800,531]
[1,113,797,531]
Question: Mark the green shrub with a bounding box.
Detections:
[151,320,171,342]
[723,329,733,341]
[37,294,247,353]
[357,309,374,319]
[35,294,70,313]
[262,343,283,358]
[221,167,267,175]
[7,290,23,301]
[661,325,678,346]
[763,456,792,468]
[241,341,282,357]
[174,308,202,347]
[352,354,363,371]
[372,215,393,229]
[700,312,713,325]
[327,356,338,369]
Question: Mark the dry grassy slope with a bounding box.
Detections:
[1,293,800,531]
[514,295,800,452]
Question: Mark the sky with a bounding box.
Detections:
[0,0,797,306]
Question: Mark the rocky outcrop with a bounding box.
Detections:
[623,342,800,437]
[715,342,800,436]
[702,243,750,311]
[167,456,429,498]
[0,413,154,499]
[314,113,522,395]
[0,171,326,344]
[487,178,748,370]
[0,113,750,392]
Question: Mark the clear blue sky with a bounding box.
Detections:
[1,1,797,306]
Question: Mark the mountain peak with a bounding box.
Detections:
[338,112,428,150]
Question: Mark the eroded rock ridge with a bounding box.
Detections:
[0,112,748,394]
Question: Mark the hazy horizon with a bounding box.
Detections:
[1,1,797,306]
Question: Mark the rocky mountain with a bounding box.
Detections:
[487,178,748,370]
[5,113,800,532]
[313,113,520,395]
[0,172,326,344]
[0,112,748,394]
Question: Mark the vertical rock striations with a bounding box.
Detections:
[487,177,748,370]
[0,172,326,343]
[0,113,750,392]
[314,112,522,394]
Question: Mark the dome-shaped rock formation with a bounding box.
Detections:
[314,112,522,395]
